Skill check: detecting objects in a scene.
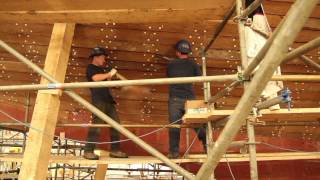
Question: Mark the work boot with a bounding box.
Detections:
[110,150,128,158]
[83,151,99,160]
[167,152,179,159]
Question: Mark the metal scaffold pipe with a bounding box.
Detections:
[0,74,320,92]
[282,37,320,64]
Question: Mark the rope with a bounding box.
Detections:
[224,154,236,180]
[260,142,320,153]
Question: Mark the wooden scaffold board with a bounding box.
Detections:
[0,152,319,164]
[183,100,320,124]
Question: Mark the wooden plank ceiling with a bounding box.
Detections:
[0,0,319,142]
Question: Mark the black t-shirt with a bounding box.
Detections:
[166,58,202,99]
[86,64,115,103]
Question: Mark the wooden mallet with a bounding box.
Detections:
[115,72,152,95]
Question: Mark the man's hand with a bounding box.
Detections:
[91,68,117,81]
[109,68,117,77]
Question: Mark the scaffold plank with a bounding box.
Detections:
[183,108,320,124]
[0,152,319,164]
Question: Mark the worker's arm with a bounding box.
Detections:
[92,68,117,82]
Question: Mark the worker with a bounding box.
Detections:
[83,47,128,160]
[166,39,207,159]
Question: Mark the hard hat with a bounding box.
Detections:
[175,39,192,54]
[89,47,108,58]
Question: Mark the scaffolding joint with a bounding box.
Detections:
[248,110,265,125]
[47,83,64,90]
[281,88,292,111]
[233,15,248,24]
[237,72,249,84]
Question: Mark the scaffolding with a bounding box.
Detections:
[0,0,319,179]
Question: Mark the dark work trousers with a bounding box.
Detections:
[168,97,207,154]
[84,100,120,152]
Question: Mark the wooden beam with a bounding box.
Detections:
[0,0,232,11]
[0,9,225,23]
[1,152,320,164]
[94,150,109,180]
[18,23,75,180]
[263,1,320,18]
[1,29,318,63]
[183,108,320,124]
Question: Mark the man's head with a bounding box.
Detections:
[90,47,108,66]
[175,39,192,58]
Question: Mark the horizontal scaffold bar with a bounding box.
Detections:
[0,152,319,164]
[0,75,320,91]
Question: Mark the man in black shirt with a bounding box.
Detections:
[166,40,207,158]
[84,47,128,160]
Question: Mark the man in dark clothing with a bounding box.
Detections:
[166,40,207,159]
[83,47,128,160]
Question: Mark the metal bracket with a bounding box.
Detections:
[233,15,248,23]
[251,118,266,126]
[248,108,265,125]
[281,88,292,111]
[237,68,250,83]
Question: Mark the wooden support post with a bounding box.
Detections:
[94,150,110,180]
[246,121,258,179]
[185,128,190,156]
[236,0,258,179]
[195,0,318,179]
[22,92,30,153]
[201,53,215,180]
[18,23,75,180]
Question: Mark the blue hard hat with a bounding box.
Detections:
[175,39,192,54]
